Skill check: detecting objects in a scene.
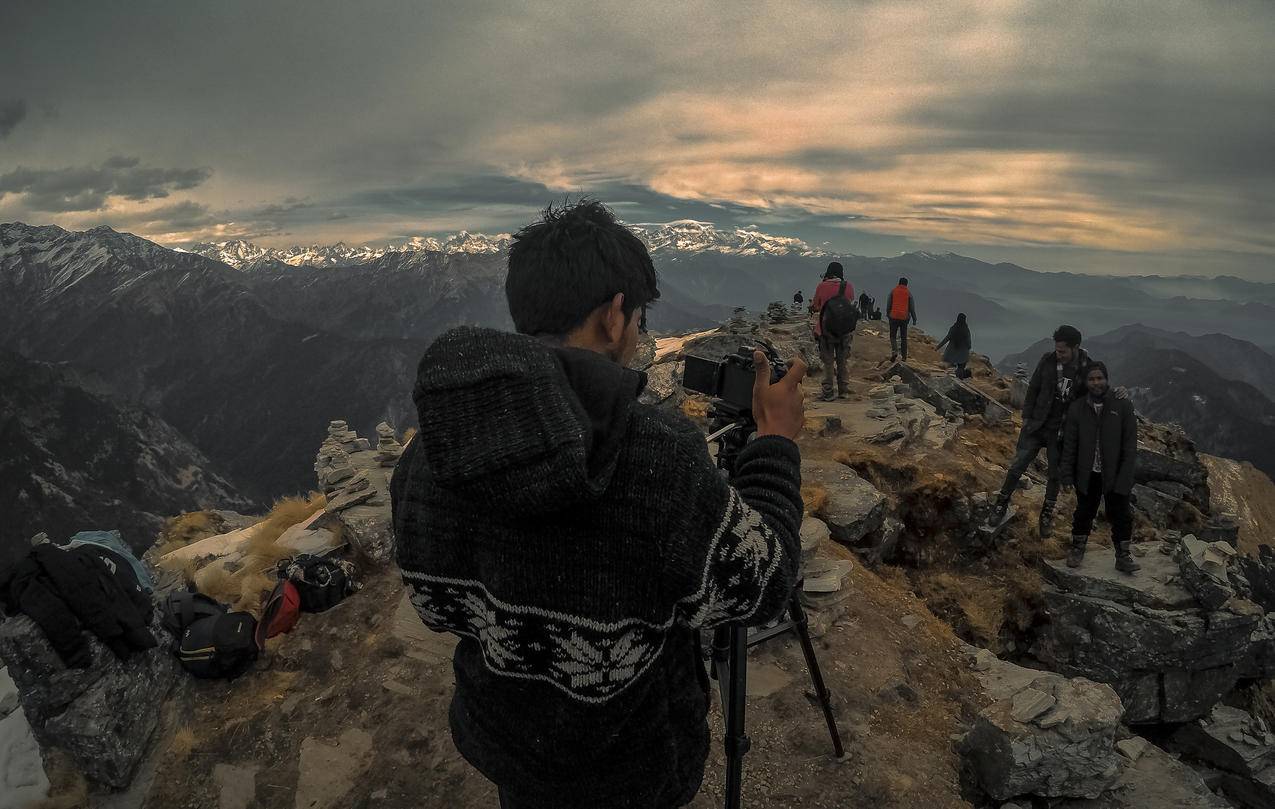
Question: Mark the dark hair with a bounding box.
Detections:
[506,198,659,336]
[1052,325,1082,347]
[824,261,843,279]
[898,277,908,286]
[1087,361,1109,380]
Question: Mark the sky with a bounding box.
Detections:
[1,0,1273,280]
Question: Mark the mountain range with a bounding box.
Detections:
[4,219,1275,558]
[1001,324,1275,477]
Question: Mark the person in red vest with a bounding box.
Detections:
[886,277,917,362]
[810,261,857,401]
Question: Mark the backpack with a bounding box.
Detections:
[160,589,259,679]
[278,554,356,613]
[255,579,301,647]
[820,280,859,338]
[177,611,259,680]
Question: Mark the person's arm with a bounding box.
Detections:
[1115,401,1138,494]
[1060,404,1080,490]
[937,326,952,349]
[664,352,807,629]
[908,293,917,325]
[1022,357,1045,420]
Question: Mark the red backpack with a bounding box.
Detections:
[255,579,301,648]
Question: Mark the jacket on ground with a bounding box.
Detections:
[0,543,157,668]
[390,327,803,809]
[1060,393,1137,495]
[1021,348,1093,435]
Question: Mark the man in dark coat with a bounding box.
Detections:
[989,325,1091,535]
[391,199,808,809]
[1060,362,1140,573]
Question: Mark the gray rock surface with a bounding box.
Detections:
[1170,706,1275,809]
[0,611,177,789]
[317,425,397,565]
[1035,545,1261,724]
[1175,535,1238,611]
[961,650,1123,800]
[1131,483,1185,528]
[639,361,687,410]
[1054,740,1232,808]
[800,460,886,545]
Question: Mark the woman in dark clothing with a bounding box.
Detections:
[936,313,973,378]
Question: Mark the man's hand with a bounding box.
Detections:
[1114,386,1130,400]
[752,349,807,440]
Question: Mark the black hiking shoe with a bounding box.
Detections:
[819,390,837,402]
[988,492,1011,527]
[1114,544,1141,575]
[1038,501,1056,539]
[837,388,851,399]
[1066,535,1087,568]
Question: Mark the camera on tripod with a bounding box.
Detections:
[681,341,787,413]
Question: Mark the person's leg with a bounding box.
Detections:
[889,320,901,360]
[835,335,850,396]
[1106,488,1139,573]
[1039,429,1064,537]
[1067,473,1104,566]
[991,431,1044,523]
[900,321,909,361]
[818,335,836,400]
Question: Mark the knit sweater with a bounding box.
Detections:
[391,327,803,808]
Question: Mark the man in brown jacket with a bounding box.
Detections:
[1060,361,1140,574]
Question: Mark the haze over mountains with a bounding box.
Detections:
[4,218,1275,559]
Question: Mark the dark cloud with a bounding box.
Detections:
[109,200,218,230]
[0,100,25,138]
[0,158,211,212]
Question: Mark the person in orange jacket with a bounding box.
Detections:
[886,277,917,362]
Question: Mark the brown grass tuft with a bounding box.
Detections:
[912,570,1008,650]
[156,510,216,556]
[680,397,710,421]
[33,748,88,809]
[801,483,828,516]
[168,727,198,760]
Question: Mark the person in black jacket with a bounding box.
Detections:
[936,313,973,378]
[1060,362,1140,574]
[391,199,807,809]
[988,325,1091,535]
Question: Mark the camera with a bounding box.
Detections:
[681,341,787,412]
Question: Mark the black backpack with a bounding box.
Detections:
[278,554,356,613]
[160,590,259,680]
[820,280,859,338]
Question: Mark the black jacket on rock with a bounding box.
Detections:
[1,543,156,668]
[1060,393,1138,495]
[390,327,803,809]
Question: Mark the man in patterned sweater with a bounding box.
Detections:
[391,199,808,808]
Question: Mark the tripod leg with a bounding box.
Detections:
[720,625,750,809]
[788,595,845,758]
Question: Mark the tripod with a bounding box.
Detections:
[705,404,845,809]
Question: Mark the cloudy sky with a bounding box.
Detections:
[2,0,1272,279]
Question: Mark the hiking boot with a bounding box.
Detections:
[837,387,851,400]
[819,390,837,402]
[1066,534,1088,568]
[1037,500,1056,539]
[1114,543,1141,575]
[988,492,1011,527]
[890,353,898,363]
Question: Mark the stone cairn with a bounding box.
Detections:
[725,307,759,336]
[375,421,403,467]
[765,301,791,324]
[797,516,853,636]
[314,420,369,494]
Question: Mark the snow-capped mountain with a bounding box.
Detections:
[180,221,819,269]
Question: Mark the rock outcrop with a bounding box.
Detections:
[1034,540,1265,724]
[1170,705,1275,809]
[1054,739,1232,808]
[800,460,886,546]
[0,612,177,789]
[961,648,1123,800]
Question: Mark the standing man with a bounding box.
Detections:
[988,325,1091,536]
[810,261,858,402]
[886,277,917,363]
[1060,362,1140,574]
[793,289,804,310]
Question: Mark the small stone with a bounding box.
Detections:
[1116,737,1149,762]
[1010,688,1056,723]
[382,680,415,697]
[900,615,920,629]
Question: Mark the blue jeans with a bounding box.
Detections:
[1000,426,1062,503]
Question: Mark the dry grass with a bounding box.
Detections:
[912,570,1008,650]
[168,727,198,760]
[33,749,88,809]
[402,426,417,445]
[680,397,710,421]
[801,482,828,516]
[155,510,216,556]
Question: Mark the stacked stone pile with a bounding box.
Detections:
[765,301,791,323]
[796,517,853,636]
[315,420,398,565]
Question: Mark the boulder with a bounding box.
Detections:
[1135,446,1209,510]
[1169,705,1275,809]
[1130,484,1185,528]
[961,650,1123,800]
[884,362,962,416]
[1035,546,1262,724]
[0,612,177,789]
[925,374,1014,424]
[1237,545,1275,612]
[1053,740,1232,808]
[800,460,886,545]
[1175,535,1238,611]
[639,361,686,410]
[627,332,657,370]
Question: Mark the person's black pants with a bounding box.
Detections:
[999,427,1062,503]
[889,318,909,359]
[1071,472,1133,544]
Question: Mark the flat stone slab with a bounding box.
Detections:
[1054,741,1232,808]
[1041,546,1196,611]
[393,593,458,664]
[801,460,886,545]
